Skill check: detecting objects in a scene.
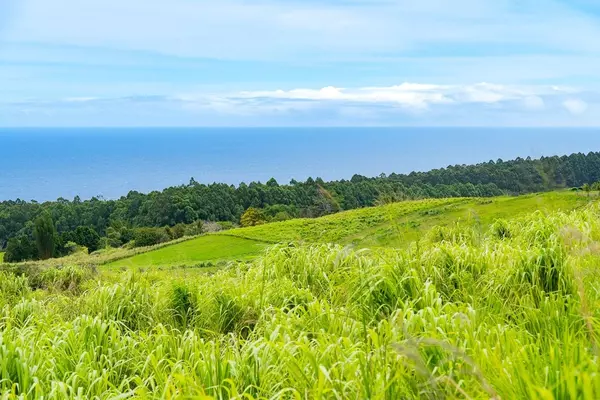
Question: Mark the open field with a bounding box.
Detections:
[105,235,267,269]
[225,191,588,247]
[1,202,600,398]
[102,192,589,269]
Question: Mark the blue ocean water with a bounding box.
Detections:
[1,127,600,201]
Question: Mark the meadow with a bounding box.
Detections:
[113,191,586,270]
[0,191,599,399]
[106,235,267,269]
[226,191,588,248]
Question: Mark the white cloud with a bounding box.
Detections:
[563,99,589,115]
[2,79,600,127]
[226,83,575,110]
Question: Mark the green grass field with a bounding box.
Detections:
[2,201,600,398]
[105,235,267,269]
[106,192,589,269]
[0,252,4,263]
[225,191,588,247]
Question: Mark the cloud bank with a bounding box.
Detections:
[2,82,597,127]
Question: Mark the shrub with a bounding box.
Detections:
[216,221,236,231]
[3,236,37,263]
[133,227,170,248]
[172,223,187,239]
[240,208,267,227]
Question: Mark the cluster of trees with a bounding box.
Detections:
[3,215,205,263]
[2,151,600,262]
[3,213,106,263]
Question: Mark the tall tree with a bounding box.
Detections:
[240,207,267,227]
[34,212,56,260]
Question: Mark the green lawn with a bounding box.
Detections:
[105,235,267,269]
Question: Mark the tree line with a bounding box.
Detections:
[2,151,600,262]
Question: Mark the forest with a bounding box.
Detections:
[1,151,599,261]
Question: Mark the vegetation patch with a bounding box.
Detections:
[0,204,600,398]
[105,235,267,269]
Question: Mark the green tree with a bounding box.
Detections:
[34,212,56,260]
[105,227,122,248]
[240,207,267,227]
[172,223,186,239]
[4,235,37,262]
[74,226,101,253]
[133,227,169,247]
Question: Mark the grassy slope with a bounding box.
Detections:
[347,191,589,247]
[225,191,588,247]
[2,203,600,398]
[224,197,467,244]
[107,191,589,268]
[105,235,267,269]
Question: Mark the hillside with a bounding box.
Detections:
[1,199,600,398]
[107,191,589,268]
[3,150,600,259]
[226,191,587,248]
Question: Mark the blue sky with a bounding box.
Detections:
[1,0,600,126]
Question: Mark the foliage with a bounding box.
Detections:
[133,227,170,248]
[72,226,101,253]
[6,151,600,249]
[240,207,267,227]
[1,205,600,397]
[63,241,84,255]
[3,235,37,263]
[33,212,57,260]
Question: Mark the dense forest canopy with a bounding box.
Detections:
[1,151,599,258]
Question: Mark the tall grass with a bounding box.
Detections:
[1,203,600,398]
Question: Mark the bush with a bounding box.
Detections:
[172,223,187,239]
[272,211,293,222]
[133,227,170,247]
[63,241,85,255]
[4,236,37,263]
[240,208,267,227]
[216,221,236,231]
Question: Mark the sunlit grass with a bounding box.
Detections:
[225,191,587,248]
[1,200,600,398]
[105,235,267,269]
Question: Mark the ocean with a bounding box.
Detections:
[1,127,600,201]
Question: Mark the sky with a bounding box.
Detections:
[1,0,600,126]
